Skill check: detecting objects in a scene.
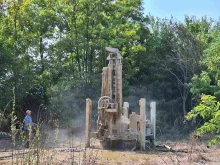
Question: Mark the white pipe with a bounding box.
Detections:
[150,102,156,140]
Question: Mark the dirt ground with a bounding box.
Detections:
[1,141,220,165]
[0,130,220,165]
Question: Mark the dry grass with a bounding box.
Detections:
[1,129,220,165]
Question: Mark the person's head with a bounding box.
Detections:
[26,110,31,116]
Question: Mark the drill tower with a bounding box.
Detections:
[85,47,156,150]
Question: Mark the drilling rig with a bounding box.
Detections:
[85,47,156,150]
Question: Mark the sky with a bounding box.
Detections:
[143,0,220,22]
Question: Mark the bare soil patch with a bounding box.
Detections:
[0,138,220,165]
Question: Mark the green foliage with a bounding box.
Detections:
[187,25,220,146]
[188,71,215,95]
[186,95,220,145]
[0,0,219,143]
[189,26,220,100]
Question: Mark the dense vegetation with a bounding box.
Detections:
[0,0,219,143]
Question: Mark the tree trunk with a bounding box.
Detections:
[183,96,186,116]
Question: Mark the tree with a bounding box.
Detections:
[186,25,220,145]
[46,0,147,123]
[0,0,58,121]
[186,95,220,146]
[0,0,36,117]
[146,17,204,117]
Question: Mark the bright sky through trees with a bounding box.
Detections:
[143,0,220,21]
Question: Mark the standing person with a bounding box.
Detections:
[23,110,33,148]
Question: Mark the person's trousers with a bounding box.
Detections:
[24,130,29,148]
